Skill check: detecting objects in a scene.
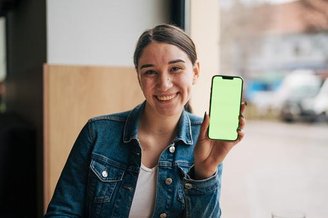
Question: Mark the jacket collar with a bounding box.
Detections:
[123,102,193,145]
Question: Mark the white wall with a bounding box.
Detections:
[46,0,170,66]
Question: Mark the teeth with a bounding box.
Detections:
[157,94,175,101]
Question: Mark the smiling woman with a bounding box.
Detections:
[134,24,199,115]
[44,24,246,218]
[136,42,199,118]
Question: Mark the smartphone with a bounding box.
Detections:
[208,75,243,141]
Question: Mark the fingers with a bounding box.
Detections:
[240,101,247,114]
[239,101,247,128]
[238,114,246,130]
[199,112,210,140]
[237,101,247,141]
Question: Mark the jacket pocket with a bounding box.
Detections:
[88,154,126,204]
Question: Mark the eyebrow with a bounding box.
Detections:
[140,64,154,70]
[139,59,185,70]
[169,59,185,64]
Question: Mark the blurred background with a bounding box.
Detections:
[220,0,328,124]
[219,1,328,218]
[0,0,327,217]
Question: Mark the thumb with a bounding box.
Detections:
[199,112,210,141]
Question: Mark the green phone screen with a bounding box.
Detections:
[208,75,243,141]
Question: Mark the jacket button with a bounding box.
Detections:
[184,183,192,189]
[169,145,175,153]
[101,170,108,178]
[165,178,173,185]
[159,212,167,218]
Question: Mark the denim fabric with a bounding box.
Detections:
[44,102,223,218]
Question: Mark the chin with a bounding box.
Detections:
[156,106,184,117]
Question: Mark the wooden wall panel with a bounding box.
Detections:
[43,64,144,208]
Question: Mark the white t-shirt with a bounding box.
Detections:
[129,163,157,218]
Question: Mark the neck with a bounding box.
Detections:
[140,105,182,137]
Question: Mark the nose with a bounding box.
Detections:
[157,74,173,91]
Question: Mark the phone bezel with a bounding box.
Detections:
[207,75,244,141]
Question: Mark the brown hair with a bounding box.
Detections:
[133,24,197,68]
[133,24,197,113]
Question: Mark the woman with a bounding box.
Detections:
[44,24,246,218]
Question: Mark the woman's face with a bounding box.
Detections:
[137,42,199,117]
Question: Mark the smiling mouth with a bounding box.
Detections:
[156,94,177,101]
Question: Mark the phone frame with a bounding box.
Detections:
[207,75,244,141]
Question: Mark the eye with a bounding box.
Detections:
[143,70,158,76]
[170,66,183,73]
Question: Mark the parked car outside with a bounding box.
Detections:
[271,70,322,122]
[312,78,328,122]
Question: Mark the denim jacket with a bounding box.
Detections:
[45,102,223,218]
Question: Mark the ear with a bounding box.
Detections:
[192,61,200,85]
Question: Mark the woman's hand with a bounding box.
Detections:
[193,102,247,179]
